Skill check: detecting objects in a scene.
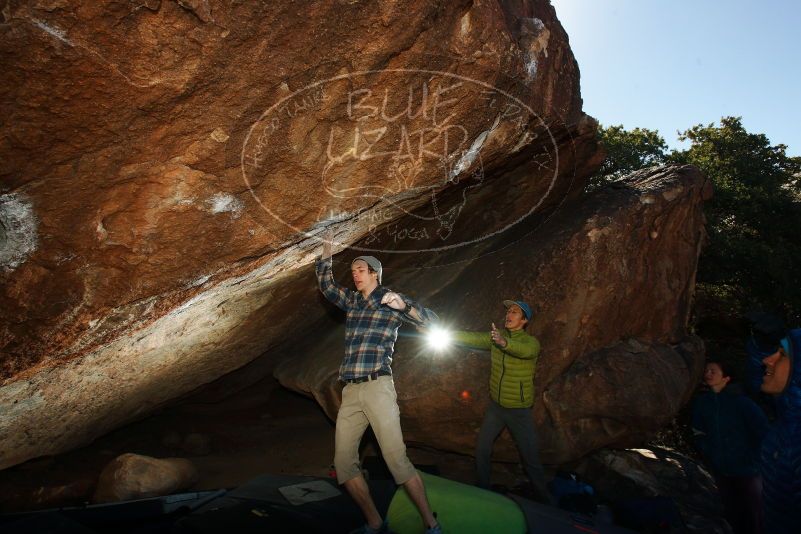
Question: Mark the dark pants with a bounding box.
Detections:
[476,400,549,502]
[714,473,763,534]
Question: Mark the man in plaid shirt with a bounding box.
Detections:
[316,231,442,534]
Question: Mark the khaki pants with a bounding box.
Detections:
[334,375,416,485]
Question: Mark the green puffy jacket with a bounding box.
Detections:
[453,329,540,408]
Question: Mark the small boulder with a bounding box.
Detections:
[572,447,729,533]
[92,453,198,503]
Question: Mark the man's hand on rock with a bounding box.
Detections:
[321,228,333,260]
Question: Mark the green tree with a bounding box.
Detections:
[593,118,801,323]
[593,119,801,451]
[588,124,668,190]
[669,117,801,323]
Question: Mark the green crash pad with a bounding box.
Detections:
[386,471,526,534]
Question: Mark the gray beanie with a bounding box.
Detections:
[351,256,382,284]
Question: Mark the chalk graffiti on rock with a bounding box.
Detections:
[240,69,560,253]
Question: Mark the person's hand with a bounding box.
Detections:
[381,292,407,311]
[491,322,507,348]
[321,228,333,260]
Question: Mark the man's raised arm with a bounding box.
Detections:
[381,291,438,325]
[316,229,349,311]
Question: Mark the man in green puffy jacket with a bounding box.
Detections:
[451,300,551,503]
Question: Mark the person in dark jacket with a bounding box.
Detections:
[745,312,787,419]
[692,360,768,534]
[756,327,801,534]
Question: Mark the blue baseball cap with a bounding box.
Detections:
[503,300,532,321]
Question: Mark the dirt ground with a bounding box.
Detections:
[0,376,527,513]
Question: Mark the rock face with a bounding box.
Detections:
[0,0,598,469]
[0,1,707,472]
[275,165,711,463]
[572,447,730,533]
[92,453,198,503]
[0,0,583,375]
[543,337,704,460]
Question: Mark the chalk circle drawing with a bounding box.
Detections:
[241,68,560,254]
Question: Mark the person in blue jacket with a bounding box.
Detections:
[756,327,801,534]
[745,312,788,418]
[692,359,768,534]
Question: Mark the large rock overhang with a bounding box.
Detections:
[1,0,596,469]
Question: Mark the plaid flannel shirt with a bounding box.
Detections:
[316,257,437,381]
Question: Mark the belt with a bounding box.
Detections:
[343,370,391,384]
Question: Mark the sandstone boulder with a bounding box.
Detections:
[572,447,730,533]
[275,165,711,463]
[0,0,597,469]
[92,453,198,504]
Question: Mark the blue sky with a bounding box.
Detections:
[550,0,801,155]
